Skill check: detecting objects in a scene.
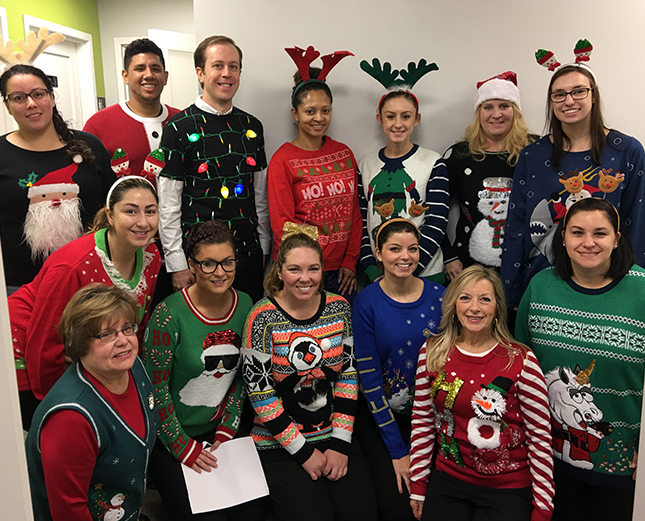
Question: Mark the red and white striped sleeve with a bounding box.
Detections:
[409,342,437,502]
[517,349,554,521]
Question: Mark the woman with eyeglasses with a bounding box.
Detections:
[10,176,160,430]
[500,63,645,310]
[0,64,115,292]
[143,219,267,521]
[25,284,158,521]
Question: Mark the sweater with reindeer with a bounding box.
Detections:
[500,131,645,308]
[516,266,645,489]
[268,137,362,272]
[358,145,449,281]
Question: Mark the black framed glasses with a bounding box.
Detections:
[5,88,50,105]
[550,87,593,103]
[191,258,238,274]
[94,323,139,343]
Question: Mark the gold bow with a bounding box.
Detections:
[282,221,319,241]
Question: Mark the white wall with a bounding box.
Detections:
[96,0,194,105]
[194,0,645,162]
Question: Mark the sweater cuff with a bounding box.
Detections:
[214,424,236,444]
[328,436,351,456]
[531,507,553,521]
[292,440,315,465]
[365,264,381,283]
[179,437,201,468]
[410,481,427,501]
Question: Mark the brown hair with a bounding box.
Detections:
[59,284,140,362]
[185,219,236,259]
[90,177,158,232]
[264,232,323,297]
[194,35,243,70]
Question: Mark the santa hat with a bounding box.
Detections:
[203,330,241,351]
[474,71,521,110]
[27,163,79,198]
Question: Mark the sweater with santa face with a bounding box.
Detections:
[142,287,252,468]
[500,131,645,308]
[409,343,554,521]
[242,292,358,464]
[0,132,115,286]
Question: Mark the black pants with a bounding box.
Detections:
[233,248,264,303]
[148,434,270,521]
[353,394,415,521]
[553,467,635,521]
[260,440,378,521]
[421,469,532,521]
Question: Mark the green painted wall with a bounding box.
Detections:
[1,0,105,96]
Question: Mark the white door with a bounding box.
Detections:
[0,8,16,136]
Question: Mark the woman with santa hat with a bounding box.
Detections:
[9,176,160,430]
[143,220,268,521]
[439,71,535,280]
[0,64,115,292]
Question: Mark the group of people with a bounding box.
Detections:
[1,32,643,521]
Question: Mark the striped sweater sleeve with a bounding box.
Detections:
[517,350,554,521]
[417,158,449,272]
[409,342,437,501]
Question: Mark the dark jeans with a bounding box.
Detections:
[323,270,357,306]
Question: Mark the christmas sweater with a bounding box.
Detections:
[516,266,645,488]
[142,287,252,467]
[83,101,180,175]
[268,138,362,272]
[440,141,518,269]
[358,145,449,280]
[159,103,267,256]
[26,358,157,521]
[10,228,160,399]
[500,131,645,308]
[409,343,554,521]
[353,279,444,459]
[0,131,115,286]
[242,292,358,464]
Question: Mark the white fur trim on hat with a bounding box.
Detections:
[475,78,521,111]
[27,183,80,198]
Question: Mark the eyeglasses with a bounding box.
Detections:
[4,88,50,105]
[191,258,238,274]
[550,87,593,103]
[94,323,139,343]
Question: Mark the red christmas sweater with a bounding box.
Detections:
[10,229,161,399]
[409,343,554,521]
[268,137,362,272]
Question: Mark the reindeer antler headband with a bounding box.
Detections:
[0,27,65,73]
[535,38,596,82]
[360,57,439,112]
[285,46,354,107]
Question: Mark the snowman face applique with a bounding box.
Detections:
[470,387,507,422]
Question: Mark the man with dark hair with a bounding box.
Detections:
[84,38,180,176]
[158,35,269,302]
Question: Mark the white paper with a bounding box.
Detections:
[181,436,269,514]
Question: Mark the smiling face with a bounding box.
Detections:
[563,210,618,280]
[479,99,514,143]
[455,278,497,338]
[81,317,139,382]
[550,71,593,129]
[122,52,168,105]
[291,89,332,144]
[189,242,237,297]
[377,96,420,147]
[279,246,323,303]
[4,74,55,134]
[196,43,241,112]
[376,231,420,280]
[106,188,158,250]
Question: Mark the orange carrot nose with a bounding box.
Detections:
[492,202,500,211]
[475,399,492,410]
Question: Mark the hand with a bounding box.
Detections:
[392,454,411,494]
[410,499,424,520]
[190,444,218,474]
[171,269,195,292]
[632,449,638,481]
[323,449,348,481]
[337,268,357,295]
[444,259,463,282]
[302,448,326,481]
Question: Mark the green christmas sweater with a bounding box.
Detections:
[516,266,645,488]
[143,286,252,467]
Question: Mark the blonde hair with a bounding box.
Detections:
[463,104,533,166]
[425,264,525,373]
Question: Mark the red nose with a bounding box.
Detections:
[51,199,61,207]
